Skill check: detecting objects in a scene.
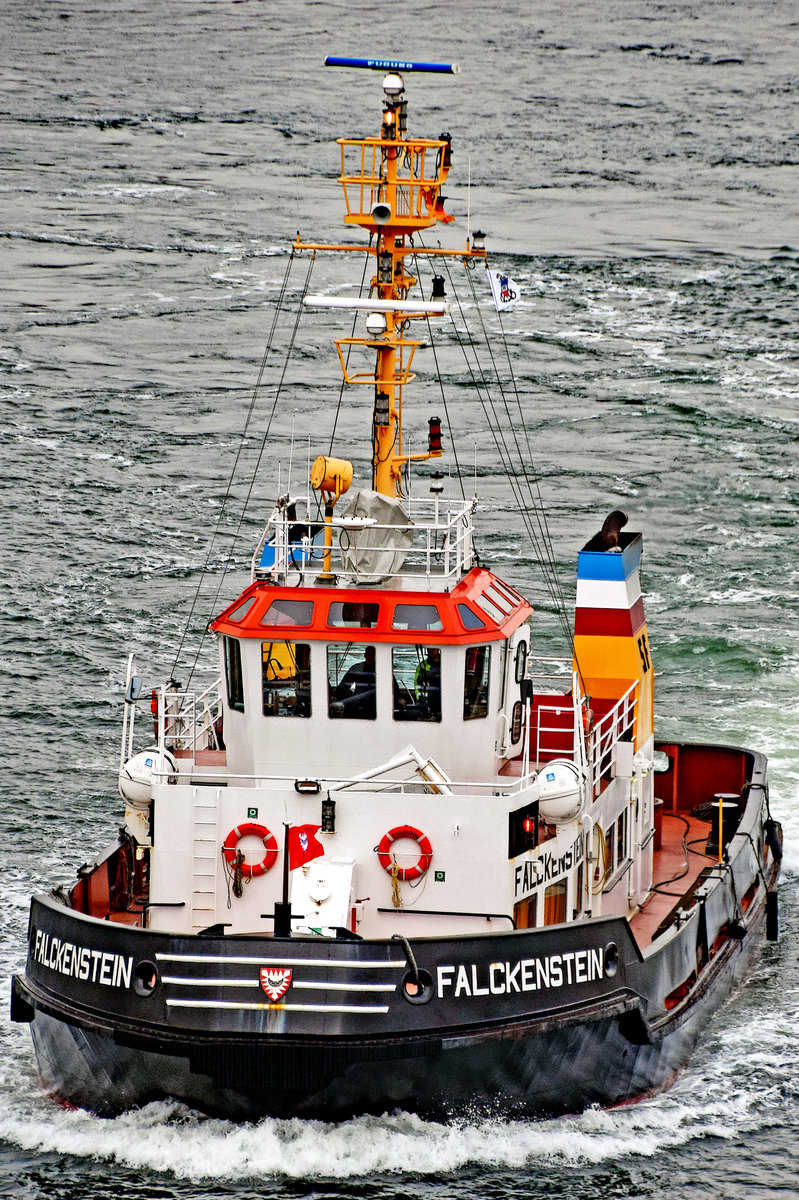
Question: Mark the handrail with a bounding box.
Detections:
[165,770,539,796]
[588,683,638,800]
[251,494,477,585]
[156,681,223,757]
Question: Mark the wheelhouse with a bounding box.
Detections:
[209,566,532,781]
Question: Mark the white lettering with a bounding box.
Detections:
[505,960,521,992]
[489,963,505,995]
[454,965,471,997]
[117,954,132,988]
[470,965,489,997]
[32,929,133,990]
[437,964,455,998]
[431,946,606,1000]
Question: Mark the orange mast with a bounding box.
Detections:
[298,59,486,498]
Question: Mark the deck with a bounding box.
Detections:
[630,811,717,949]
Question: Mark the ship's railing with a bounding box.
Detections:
[587,683,638,800]
[337,136,449,232]
[163,764,541,798]
[155,680,224,760]
[251,493,477,586]
[533,697,578,764]
[522,659,645,803]
[524,656,582,765]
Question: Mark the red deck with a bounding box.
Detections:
[630,811,716,949]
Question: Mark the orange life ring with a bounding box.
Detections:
[377,825,433,882]
[222,823,278,877]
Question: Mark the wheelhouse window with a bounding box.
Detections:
[457,603,486,631]
[484,585,515,615]
[328,601,379,628]
[262,641,311,717]
[328,644,376,720]
[473,593,505,623]
[463,645,491,720]
[227,596,256,622]
[392,604,443,631]
[392,645,441,722]
[261,598,314,627]
[224,636,245,713]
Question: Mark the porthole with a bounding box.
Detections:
[401,968,435,1005]
[133,960,159,997]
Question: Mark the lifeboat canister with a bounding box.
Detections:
[537,759,586,824]
[119,746,177,808]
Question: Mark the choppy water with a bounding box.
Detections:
[2,1,798,1196]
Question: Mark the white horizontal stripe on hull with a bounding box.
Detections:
[155,953,405,969]
[166,998,390,1014]
[161,976,396,992]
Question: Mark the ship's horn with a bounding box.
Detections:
[371,201,392,225]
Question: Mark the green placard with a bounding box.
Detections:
[247,807,258,819]
[434,870,445,882]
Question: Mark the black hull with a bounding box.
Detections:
[12,884,771,1121]
[23,997,707,1121]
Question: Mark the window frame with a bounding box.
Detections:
[463,644,491,721]
[224,636,245,713]
[261,639,312,718]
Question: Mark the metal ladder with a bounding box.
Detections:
[190,787,221,931]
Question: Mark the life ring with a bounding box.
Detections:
[222,823,278,877]
[377,825,433,882]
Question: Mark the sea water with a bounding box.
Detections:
[2,1,798,1196]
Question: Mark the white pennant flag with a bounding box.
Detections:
[486,267,520,312]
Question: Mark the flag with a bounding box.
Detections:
[287,823,324,870]
[486,267,520,312]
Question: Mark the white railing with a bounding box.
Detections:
[167,769,540,797]
[524,657,583,767]
[251,493,477,587]
[155,680,224,759]
[534,698,578,764]
[588,683,638,800]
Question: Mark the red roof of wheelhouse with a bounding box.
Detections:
[210,566,532,645]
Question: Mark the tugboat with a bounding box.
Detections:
[12,57,782,1121]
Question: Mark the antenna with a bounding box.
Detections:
[288,414,296,494]
[467,155,471,245]
[324,56,460,74]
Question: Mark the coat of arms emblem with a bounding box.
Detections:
[259,967,293,1001]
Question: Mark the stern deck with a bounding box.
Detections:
[630,812,716,949]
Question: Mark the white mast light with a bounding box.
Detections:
[365,312,388,335]
[382,72,404,96]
